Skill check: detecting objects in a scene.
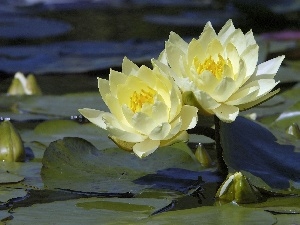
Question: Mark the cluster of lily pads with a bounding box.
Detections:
[1,19,300,224]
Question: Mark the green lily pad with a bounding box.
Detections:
[18,92,106,118]
[0,92,107,121]
[144,203,276,225]
[20,120,115,159]
[0,170,24,184]
[41,137,202,193]
[7,197,171,225]
[0,211,11,222]
[0,162,44,189]
[271,101,300,130]
[0,187,27,203]
[221,116,300,193]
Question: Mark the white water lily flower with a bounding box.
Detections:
[153,19,285,122]
[79,57,198,158]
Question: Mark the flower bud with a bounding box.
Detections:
[216,172,262,204]
[195,143,212,167]
[286,123,300,139]
[7,72,42,95]
[0,120,25,162]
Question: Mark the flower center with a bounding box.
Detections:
[193,54,227,79]
[130,87,156,113]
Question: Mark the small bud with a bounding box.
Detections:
[195,143,212,167]
[216,172,262,204]
[0,120,25,162]
[286,123,300,139]
[7,72,42,95]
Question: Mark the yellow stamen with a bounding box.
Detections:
[130,87,156,113]
[193,54,228,79]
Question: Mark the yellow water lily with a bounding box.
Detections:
[79,57,198,158]
[153,19,285,122]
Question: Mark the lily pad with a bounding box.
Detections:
[0,187,27,203]
[0,15,71,39]
[0,170,24,184]
[41,137,202,193]
[0,40,163,74]
[220,116,300,192]
[0,162,43,189]
[144,203,276,225]
[7,197,171,225]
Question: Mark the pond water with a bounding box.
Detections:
[1,0,300,224]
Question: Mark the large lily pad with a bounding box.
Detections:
[220,116,300,192]
[6,197,171,225]
[41,137,204,193]
[143,203,276,225]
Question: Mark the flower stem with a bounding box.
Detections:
[214,115,228,177]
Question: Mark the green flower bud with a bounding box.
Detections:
[0,120,25,162]
[195,143,212,168]
[7,72,42,95]
[286,123,300,139]
[216,172,262,204]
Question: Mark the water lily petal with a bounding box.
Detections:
[161,131,188,147]
[212,104,239,123]
[198,21,217,51]
[108,69,128,97]
[226,86,259,105]
[78,108,108,129]
[238,88,280,110]
[226,43,240,75]
[218,19,235,45]
[227,29,247,55]
[241,44,259,77]
[245,30,256,46]
[149,122,171,140]
[107,124,146,143]
[179,105,198,130]
[194,90,221,110]
[133,139,160,158]
[131,112,157,135]
[212,76,236,102]
[165,41,186,75]
[168,31,189,53]
[188,38,204,65]
[122,56,139,75]
[98,78,110,101]
[257,55,285,75]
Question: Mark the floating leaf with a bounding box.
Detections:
[0,41,163,74]
[0,15,71,39]
[144,203,276,225]
[41,137,202,193]
[7,197,171,225]
[0,171,24,184]
[0,187,27,203]
[220,116,300,192]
